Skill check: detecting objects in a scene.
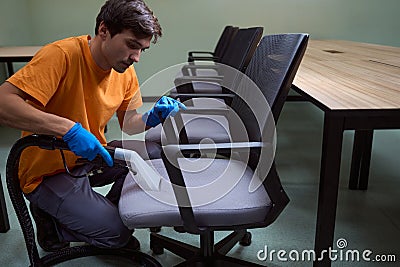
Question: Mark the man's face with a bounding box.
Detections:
[100,26,152,73]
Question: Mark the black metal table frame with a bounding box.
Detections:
[290,86,400,267]
[0,55,34,76]
[0,175,9,232]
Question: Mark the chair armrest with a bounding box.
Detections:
[187,51,218,62]
[188,51,214,57]
[163,141,266,156]
[180,106,230,116]
[169,92,234,102]
[188,56,219,62]
[175,75,224,82]
[182,64,220,72]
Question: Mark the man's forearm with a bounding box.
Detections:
[119,111,148,135]
[0,82,74,136]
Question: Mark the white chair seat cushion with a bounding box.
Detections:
[119,158,271,229]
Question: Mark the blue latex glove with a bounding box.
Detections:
[62,122,113,167]
[142,96,187,127]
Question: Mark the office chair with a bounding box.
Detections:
[118,33,309,266]
[187,25,239,63]
[119,102,285,267]
[146,27,264,143]
[6,135,162,267]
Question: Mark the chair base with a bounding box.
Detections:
[150,230,263,267]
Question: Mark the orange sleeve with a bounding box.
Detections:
[117,67,143,111]
[7,44,67,107]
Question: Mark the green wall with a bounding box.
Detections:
[0,0,32,79]
[0,0,32,45]
[1,0,400,95]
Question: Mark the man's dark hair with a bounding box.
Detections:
[95,0,162,43]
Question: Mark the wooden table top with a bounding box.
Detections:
[0,46,42,59]
[293,40,400,111]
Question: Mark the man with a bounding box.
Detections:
[0,0,185,251]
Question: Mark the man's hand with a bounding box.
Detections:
[142,96,186,127]
[62,122,113,166]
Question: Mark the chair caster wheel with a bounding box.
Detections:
[239,231,252,246]
[150,227,161,233]
[150,241,164,255]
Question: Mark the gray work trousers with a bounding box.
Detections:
[25,139,162,248]
[25,161,132,248]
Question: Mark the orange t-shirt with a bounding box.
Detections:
[7,35,143,194]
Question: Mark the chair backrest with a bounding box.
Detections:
[213,25,239,60]
[249,34,309,121]
[230,34,309,143]
[227,34,308,226]
[219,27,264,72]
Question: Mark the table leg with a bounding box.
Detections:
[0,174,10,232]
[6,61,14,77]
[349,130,373,190]
[313,113,344,267]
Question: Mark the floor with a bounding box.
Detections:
[0,101,399,266]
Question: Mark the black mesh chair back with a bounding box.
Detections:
[247,34,309,120]
[229,34,309,143]
[187,25,239,63]
[213,25,239,61]
[219,27,263,72]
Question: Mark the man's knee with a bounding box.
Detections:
[94,223,132,248]
[58,187,132,248]
[86,203,132,248]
